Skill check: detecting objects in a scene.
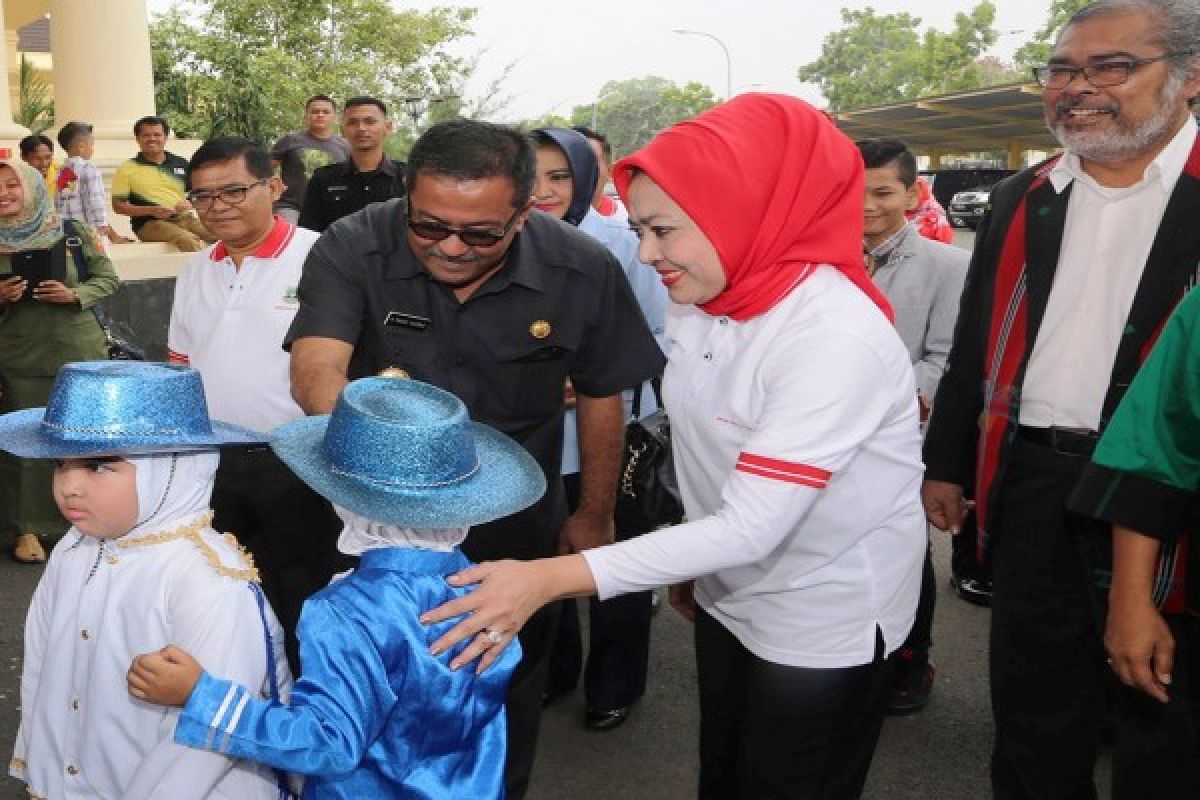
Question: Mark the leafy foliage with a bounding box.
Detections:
[1013,0,1093,69]
[797,2,1020,110]
[15,56,54,135]
[150,0,478,142]
[525,77,718,158]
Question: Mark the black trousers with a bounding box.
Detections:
[694,609,888,800]
[892,538,935,664]
[990,436,1200,800]
[210,446,346,671]
[548,472,653,711]
[951,508,992,584]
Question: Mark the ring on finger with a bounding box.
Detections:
[483,628,504,645]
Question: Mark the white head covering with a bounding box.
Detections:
[126,451,219,536]
[333,504,468,556]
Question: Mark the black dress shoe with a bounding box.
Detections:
[585,706,631,731]
[886,662,935,715]
[952,575,993,608]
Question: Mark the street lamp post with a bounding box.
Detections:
[672,28,732,100]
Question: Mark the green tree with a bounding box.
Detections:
[1014,0,1092,69]
[797,2,1009,110]
[15,56,54,135]
[544,76,717,158]
[150,0,477,142]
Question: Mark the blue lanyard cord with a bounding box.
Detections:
[249,583,297,800]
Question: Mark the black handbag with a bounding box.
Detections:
[613,379,685,536]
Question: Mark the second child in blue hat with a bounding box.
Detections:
[127,377,546,799]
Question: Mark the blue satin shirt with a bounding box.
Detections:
[175,547,519,799]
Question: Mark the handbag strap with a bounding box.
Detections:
[249,583,297,800]
[630,375,665,421]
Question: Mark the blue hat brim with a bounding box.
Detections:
[270,416,547,528]
[0,407,267,458]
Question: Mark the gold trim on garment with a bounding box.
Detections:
[117,512,260,582]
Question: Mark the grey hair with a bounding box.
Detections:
[1065,0,1200,83]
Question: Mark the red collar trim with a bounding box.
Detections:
[210,216,296,262]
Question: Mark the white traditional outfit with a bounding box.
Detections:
[10,450,291,800]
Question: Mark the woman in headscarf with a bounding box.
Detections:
[425,94,926,798]
[531,127,668,730]
[0,158,119,562]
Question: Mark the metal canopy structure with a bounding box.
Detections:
[831,82,1059,168]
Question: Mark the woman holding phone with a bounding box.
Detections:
[423,94,925,799]
[0,158,118,563]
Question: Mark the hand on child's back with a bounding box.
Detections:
[127,645,204,707]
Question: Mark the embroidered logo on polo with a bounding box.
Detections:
[384,311,430,330]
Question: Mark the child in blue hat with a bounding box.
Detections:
[127,376,546,799]
[2,361,292,800]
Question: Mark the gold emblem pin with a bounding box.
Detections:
[378,367,410,379]
[530,320,552,339]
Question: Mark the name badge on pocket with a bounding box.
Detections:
[384,311,430,331]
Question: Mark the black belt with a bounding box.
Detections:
[1016,425,1099,457]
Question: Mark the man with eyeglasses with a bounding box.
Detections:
[284,118,664,798]
[922,1,1200,797]
[167,136,345,670]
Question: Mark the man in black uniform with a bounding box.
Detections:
[285,118,664,798]
[298,96,405,232]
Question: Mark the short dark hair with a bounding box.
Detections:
[405,118,535,209]
[344,96,387,116]
[19,134,53,157]
[571,125,612,160]
[57,121,94,151]
[134,115,170,137]
[187,137,274,180]
[855,139,917,187]
[305,94,337,111]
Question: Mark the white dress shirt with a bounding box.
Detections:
[1020,115,1197,430]
[584,267,925,667]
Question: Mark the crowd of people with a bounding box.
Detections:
[2,0,1200,797]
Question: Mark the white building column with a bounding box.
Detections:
[49,0,154,139]
[0,0,30,141]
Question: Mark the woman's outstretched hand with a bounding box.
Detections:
[421,556,596,673]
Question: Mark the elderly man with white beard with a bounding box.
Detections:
[920,1,1200,797]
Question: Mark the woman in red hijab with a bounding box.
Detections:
[424,94,925,798]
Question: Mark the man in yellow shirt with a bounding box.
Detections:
[111,116,215,252]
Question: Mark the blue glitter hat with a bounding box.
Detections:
[0,361,266,458]
[270,377,546,528]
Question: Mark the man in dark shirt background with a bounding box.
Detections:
[298,96,405,232]
[270,94,351,224]
[285,118,664,798]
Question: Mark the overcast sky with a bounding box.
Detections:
[148,0,1056,121]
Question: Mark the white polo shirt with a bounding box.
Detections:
[168,218,315,433]
[584,266,926,667]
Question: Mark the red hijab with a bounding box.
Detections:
[613,93,892,323]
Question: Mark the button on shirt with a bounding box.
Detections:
[168,217,314,432]
[284,199,665,561]
[297,156,405,233]
[1021,115,1198,430]
[583,267,926,667]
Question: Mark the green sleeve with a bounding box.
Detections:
[1068,289,1200,539]
[71,225,120,308]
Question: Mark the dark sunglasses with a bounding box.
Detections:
[406,207,522,247]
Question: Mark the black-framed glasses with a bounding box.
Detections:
[1032,52,1192,89]
[406,207,522,247]
[186,179,269,209]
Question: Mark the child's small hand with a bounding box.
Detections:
[127,645,203,707]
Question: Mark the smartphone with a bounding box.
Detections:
[9,249,58,301]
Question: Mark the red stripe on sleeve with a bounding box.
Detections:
[167,349,190,365]
[735,462,828,487]
[737,453,831,483]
